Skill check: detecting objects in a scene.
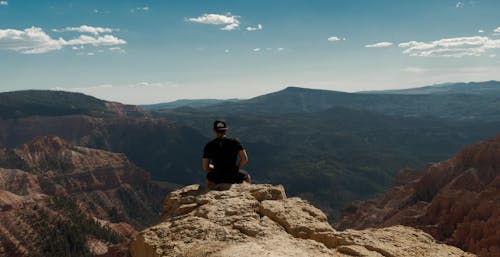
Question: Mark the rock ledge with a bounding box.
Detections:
[130,183,474,257]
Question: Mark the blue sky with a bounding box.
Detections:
[1,0,500,104]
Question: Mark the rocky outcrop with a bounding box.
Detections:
[0,136,172,257]
[130,183,473,257]
[337,135,500,257]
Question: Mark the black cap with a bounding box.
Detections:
[213,120,228,131]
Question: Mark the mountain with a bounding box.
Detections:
[130,183,473,257]
[0,136,173,257]
[153,105,500,217]
[0,90,148,119]
[1,87,499,221]
[160,81,500,121]
[337,135,500,257]
[140,98,239,110]
[363,80,500,95]
[0,90,208,185]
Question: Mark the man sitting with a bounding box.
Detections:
[202,120,250,189]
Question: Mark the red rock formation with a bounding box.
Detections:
[337,135,500,257]
[0,136,172,257]
[0,114,205,186]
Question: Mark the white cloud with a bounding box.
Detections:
[53,25,116,35]
[0,1,8,6]
[398,36,500,57]
[221,23,239,31]
[187,14,240,31]
[0,27,126,54]
[494,27,500,33]
[253,48,261,52]
[277,47,284,52]
[365,42,393,48]
[403,67,427,74]
[327,36,340,42]
[65,34,126,46]
[456,1,465,8]
[224,49,229,53]
[246,24,262,31]
[478,29,484,33]
[0,27,65,54]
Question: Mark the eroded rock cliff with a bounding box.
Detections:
[0,136,171,257]
[131,183,473,257]
[337,135,500,257]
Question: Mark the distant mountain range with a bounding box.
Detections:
[361,80,500,95]
[148,80,500,121]
[0,90,147,119]
[140,98,239,110]
[0,81,499,219]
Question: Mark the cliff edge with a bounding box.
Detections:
[130,183,473,257]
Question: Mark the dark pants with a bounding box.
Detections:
[207,170,249,184]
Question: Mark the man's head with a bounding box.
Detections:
[212,120,228,136]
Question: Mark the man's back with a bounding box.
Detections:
[203,136,243,174]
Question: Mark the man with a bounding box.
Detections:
[202,120,250,189]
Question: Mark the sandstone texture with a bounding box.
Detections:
[0,136,170,257]
[131,183,473,257]
[338,135,500,257]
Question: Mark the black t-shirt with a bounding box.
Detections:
[203,136,244,175]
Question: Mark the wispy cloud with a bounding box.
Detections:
[108,46,126,54]
[0,27,126,54]
[327,36,346,42]
[478,29,484,33]
[52,82,180,104]
[0,1,8,6]
[365,42,393,48]
[398,36,500,57]
[246,24,262,31]
[130,6,150,13]
[253,48,261,52]
[187,13,240,31]
[456,1,465,8]
[52,25,116,35]
[403,67,427,74]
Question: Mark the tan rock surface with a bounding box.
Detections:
[130,183,474,257]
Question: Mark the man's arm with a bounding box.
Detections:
[237,149,248,169]
[202,158,213,173]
